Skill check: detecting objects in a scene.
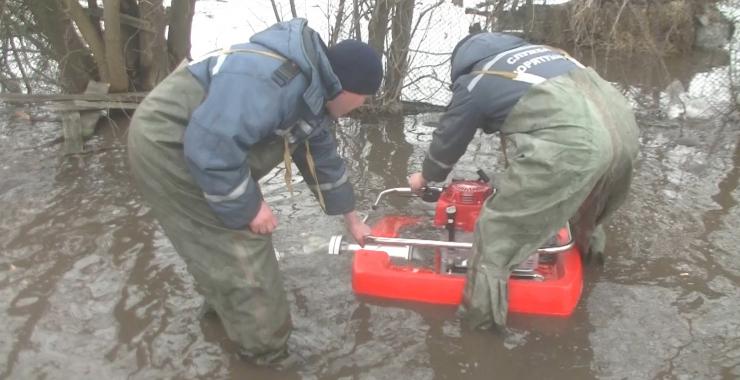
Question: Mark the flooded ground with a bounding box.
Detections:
[1,65,739,379]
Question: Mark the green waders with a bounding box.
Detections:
[462,67,640,328]
[127,62,292,363]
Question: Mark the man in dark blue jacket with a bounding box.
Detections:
[408,32,639,329]
[128,18,382,363]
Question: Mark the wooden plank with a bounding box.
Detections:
[79,81,111,138]
[45,100,139,111]
[0,92,148,103]
[62,111,84,155]
[84,80,111,95]
[80,110,105,138]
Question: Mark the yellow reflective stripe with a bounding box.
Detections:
[283,136,294,197]
[469,70,547,85]
[542,45,586,68]
[305,141,327,212]
[208,48,287,76]
[470,69,517,80]
[467,44,535,91]
[222,48,286,62]
[467,45,584,90]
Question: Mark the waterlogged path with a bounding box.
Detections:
[0,101,737,379]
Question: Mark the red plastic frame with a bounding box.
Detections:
[352,216,583,317]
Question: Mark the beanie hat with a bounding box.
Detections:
[327,40,383,95]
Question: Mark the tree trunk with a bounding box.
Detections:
[269,0,281,23]
[86,0,104,38]
[330,0,347,46]
[11,0,196,94]
[352,0,362,40]
[289,0,297,18]
[103,0,129,92]
[120,0,140,88]
[383,0,414,105]
[138,0,168,90]
[492,0,507,31]
[27,0,96,92]
[168,0,195,66]
[61,0,109,82]
[368,0,391,55]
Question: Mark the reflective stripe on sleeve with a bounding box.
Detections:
[203,176,251,202]
[306,170,349,192]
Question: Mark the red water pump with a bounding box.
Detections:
[433,179,493,232]
[328,171,583,317]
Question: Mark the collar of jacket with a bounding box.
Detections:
[251,18,343,117]
[450,32,527,83]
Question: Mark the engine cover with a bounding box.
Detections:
[433,180,493,231]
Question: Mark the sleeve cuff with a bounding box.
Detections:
[204,182,263,229]
[320,181,356,215]
[422,157,452,182]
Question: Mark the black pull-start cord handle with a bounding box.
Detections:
[476,169,490,183]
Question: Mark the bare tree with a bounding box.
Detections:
[329,0,347,46]
[1,0,196,93]
[138,0,168,90]
[368,0,391,55]
[270,0,282,22]
[168,0,196,64]
[382,0,414,108]
[289,0,297,18]
[352,0,362,40]
[102,0,128,92]
[20,0,97,92]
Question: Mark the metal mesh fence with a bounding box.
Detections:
[724,0,740,114]
[657,0,740,121]
[399,0,740,122]
[398,2,469,106]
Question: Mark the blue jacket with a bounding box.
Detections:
[184,18,354,229]
[422,33,582,182]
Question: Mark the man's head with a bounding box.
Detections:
[325,39,383,117]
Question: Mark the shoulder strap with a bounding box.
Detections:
[197,48,300,87]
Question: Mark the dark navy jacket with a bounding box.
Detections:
[422,33,582,182]
[184,19,354,229]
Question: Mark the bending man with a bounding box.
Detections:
[408,32,639,329]
[128,18,383,362]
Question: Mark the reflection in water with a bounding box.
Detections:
[0,74,739,379]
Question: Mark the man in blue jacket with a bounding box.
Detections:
[408,32,639,329]
[128,18,382,363]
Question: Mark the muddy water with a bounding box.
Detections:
[1,86,739,379]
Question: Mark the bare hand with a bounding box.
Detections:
[408,172,428,193]
[249,201,278,234]
[344,211,371,246]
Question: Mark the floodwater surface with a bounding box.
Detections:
[0,63,739,379]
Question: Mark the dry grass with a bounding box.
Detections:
[521,0,714,57]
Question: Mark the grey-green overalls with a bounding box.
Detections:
[462,67,640,328]
[128,62,292,363]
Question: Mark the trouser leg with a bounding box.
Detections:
[462,125,612,329]
[127,78,292,362]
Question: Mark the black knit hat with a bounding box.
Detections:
[327,40,383,95]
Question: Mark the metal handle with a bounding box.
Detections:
[371,186,445,209]
[331,223,574,256]
[539,221,575,254]
[328,235,412,259]
[372,187,415,209]
[365,235,472,249]
[364,234,574,254]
